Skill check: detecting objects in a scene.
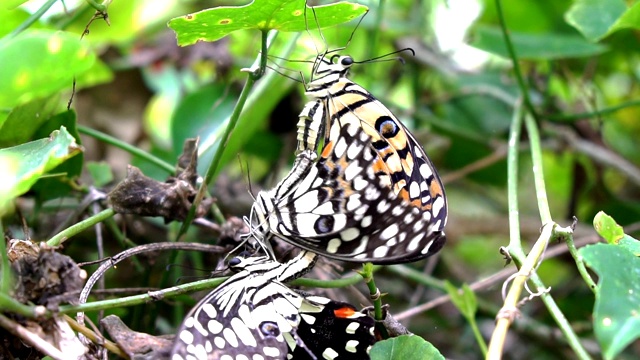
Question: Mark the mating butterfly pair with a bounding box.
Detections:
[172,48,448,360]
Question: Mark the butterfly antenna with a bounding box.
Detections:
[356,48,415,64]
[344,8,369,50]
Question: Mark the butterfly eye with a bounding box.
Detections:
[340,56,354,66]
[229,256,243,267]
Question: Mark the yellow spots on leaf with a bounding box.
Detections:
[219,19,231,25]
[602,317,612,327]
[14,70,29,89]
[185,14,194,20]
[47,35,62,54]
[292,10,302,16]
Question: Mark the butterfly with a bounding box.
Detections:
[170,251,375,360]
[248,123,444,263]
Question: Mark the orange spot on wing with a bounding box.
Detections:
[321,141,334,159]
[334,306,356,318]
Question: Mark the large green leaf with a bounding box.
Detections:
[580,244,640,360]
[472,25,607,59]
[0,126,82,215]
[169,0,367,46]
[370,335,444,360]
[0,30,96,108]
[564,0,626,42]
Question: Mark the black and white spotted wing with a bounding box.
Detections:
[250,124,444,264]
[170,251,320,360]
[293,52,448,263]
[290,296,375,360]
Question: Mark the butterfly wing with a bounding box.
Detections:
[259,124,444,263]
[292,296,376,360]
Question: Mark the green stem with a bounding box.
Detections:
[360,263,388,338]
[561,227,597,293]
[512,252,592,360]
[470,317,488,356]
[524,114,551,224]
[59,276,226,315]
[291,267,380,288]
[366,0,385,59]
[547,100,640,122]
[84,0,107,12]
[7,0,58,39]
[387,264,445,290]
[360,264,383,318]
[47,208,115,247]
[507,103,524,250]
[0,293,39,318]
[494,0,538,120]
[78,125,174,174]
[0,221,10,294]
[62,267,372,316]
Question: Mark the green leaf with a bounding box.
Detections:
[86,161,114,188]
[593,211,640,255]
[170,83,236,158]
[0,96,61,147]
[564,0,626,42]
[0,30,96,108]
[593,211,625,244]
[444,281,477,319]
[607,2,640,37]
[472,25,608,59]
[168,0,368,46]
[580,244,640,360]
[370,335,444,360]
[31,110,84,204]
[0,126,82,215]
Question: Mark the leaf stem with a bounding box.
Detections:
[547,99,640,122]
[0,292,41,318]
[83,0,107,12]
[0,221,10,294]
[47,208,115,247]
[176,30,278,241]
[7,0,58,39]
[487,223,553,358]
[387,264,445,290]
[561,225,597,293]
[494,0,538,121]
[524,114,551,224]
[78,125,175,174]
[60,276,226,314]
[507,102,523,250]
[59,270,365,315]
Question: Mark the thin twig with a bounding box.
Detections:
[75,242,228,327]
[47,208,115,247]
[64,315,127,359]
[394,235,600,320]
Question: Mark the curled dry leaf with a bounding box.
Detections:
[107,138,215,222]
[101,315,173,360]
